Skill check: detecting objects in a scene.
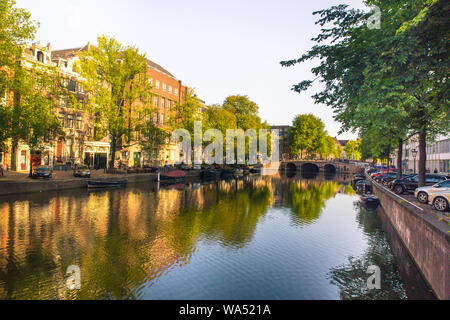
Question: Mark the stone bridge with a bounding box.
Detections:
[280,160,365,174]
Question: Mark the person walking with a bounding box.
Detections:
[0,164,3,177]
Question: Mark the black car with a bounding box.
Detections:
[374,172,397,184]
[391,174,447,195]
[32,166,53,179]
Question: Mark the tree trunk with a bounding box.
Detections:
[110,136,117,169]
[418,127,426,187]
[10,140,17,171]
[397,138,403,179]
[29,152,33,177]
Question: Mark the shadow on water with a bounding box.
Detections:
[327,201,436,300]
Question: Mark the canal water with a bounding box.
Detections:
[0,174,434,299]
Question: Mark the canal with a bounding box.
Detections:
[0,174,434,299]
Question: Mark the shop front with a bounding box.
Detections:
[83,142,110,169]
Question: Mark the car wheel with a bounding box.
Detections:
[417,192,428,204]
[433,197,449,212]
[394,185,404,195]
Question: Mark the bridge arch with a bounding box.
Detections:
[324,164,337,174]
[301,163,320,173]
[286,163,297,171]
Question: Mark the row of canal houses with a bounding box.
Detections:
[0,41,195,172]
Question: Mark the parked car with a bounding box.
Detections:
[414,180,450,203]
[74,165,91,178]
[391,174,447,195]
[32,166,53,179]
[428,190,450,212]
[375,172,397,184]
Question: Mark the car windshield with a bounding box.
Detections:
[37,166,49,171]
[437,180,450,187]
[78,166,88,170]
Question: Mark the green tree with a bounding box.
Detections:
[169,87,203,135]
[345,140,362,161]
[281,0,449,186]
[320,135,336,160]
[75,35,152,168]
[288,114,326,159]
[0,0,39,168]
[136,120,169,163]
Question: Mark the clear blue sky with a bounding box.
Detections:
[17,0,369,139]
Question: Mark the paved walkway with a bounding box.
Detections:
[371,178,450,225]
[0,169,117,182]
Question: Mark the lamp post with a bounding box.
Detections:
[412,148,418,174]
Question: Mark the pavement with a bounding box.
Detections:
[0,169,118,182]
[371,178,450,225]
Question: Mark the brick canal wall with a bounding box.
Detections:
[371,181,450,300]
[0,171,202,196]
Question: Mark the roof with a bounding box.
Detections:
[52,44,176,78]
[52,44,90,60]
[338,140,350,146]
[146,59,175,78]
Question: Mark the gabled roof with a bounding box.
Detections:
[52,44,90,60]
[146,59,175,78]
[52,44,176,78]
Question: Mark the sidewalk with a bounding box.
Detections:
[0,169,118,182]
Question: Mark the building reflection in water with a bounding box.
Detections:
[0,174,389,300]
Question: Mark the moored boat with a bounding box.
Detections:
[361,195,380,210]
[201,169,221,180]
[87,180,127,188]
[160,170,186,181]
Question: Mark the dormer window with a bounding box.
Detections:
[37,51,44,63]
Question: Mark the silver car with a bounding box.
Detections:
[414,179,450,204]
[428,190,450,212]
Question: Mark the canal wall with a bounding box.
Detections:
[371,181,450,300]
[0,171,202,196]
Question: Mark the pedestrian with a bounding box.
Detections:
[0,164,3,177]
[433,168,438,174]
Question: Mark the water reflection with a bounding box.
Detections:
[0,174,423,299]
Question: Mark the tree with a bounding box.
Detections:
[75,35,152,168]
[169,87,203,135]
[288,114,326,159]
[0,0,39,168]
[137,120,169,164]
[320,135,336,160]
[345,140,362,161]
[281,0,449,186]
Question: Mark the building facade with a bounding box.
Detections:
[397,135,450,174]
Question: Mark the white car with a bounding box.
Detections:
[414,179,450,204]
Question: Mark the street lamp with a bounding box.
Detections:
[412,149,418,174]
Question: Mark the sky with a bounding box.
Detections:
[16,0,370,139]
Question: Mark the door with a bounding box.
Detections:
[56,140,63,162]
[20,150,27,171]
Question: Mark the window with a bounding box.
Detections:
[69,80,77,92]
[60,97,67,108]
[162,83,166,91]
[154,96,159,107]
[155,80,160,89]
[161,98,165,109]
[0,89,6,105]
[154,113,158,124]
[160,113,164,125]
[58,114,65,127]
[76,116,82,130]
[168,86,172,93]
[67,114,74,128]
[167,100,171,109]
[174,88,178,96]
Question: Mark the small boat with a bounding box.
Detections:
[201,169,221,180]
[250,166,262,174]
[160,170,186,181]
[221,168,234,178]
[361,195,380,210]
[87,180,127,188]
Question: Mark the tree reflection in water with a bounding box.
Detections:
[0,175,405,300]
[328,202,407,300]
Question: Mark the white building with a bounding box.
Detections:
[397,135,450,174]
